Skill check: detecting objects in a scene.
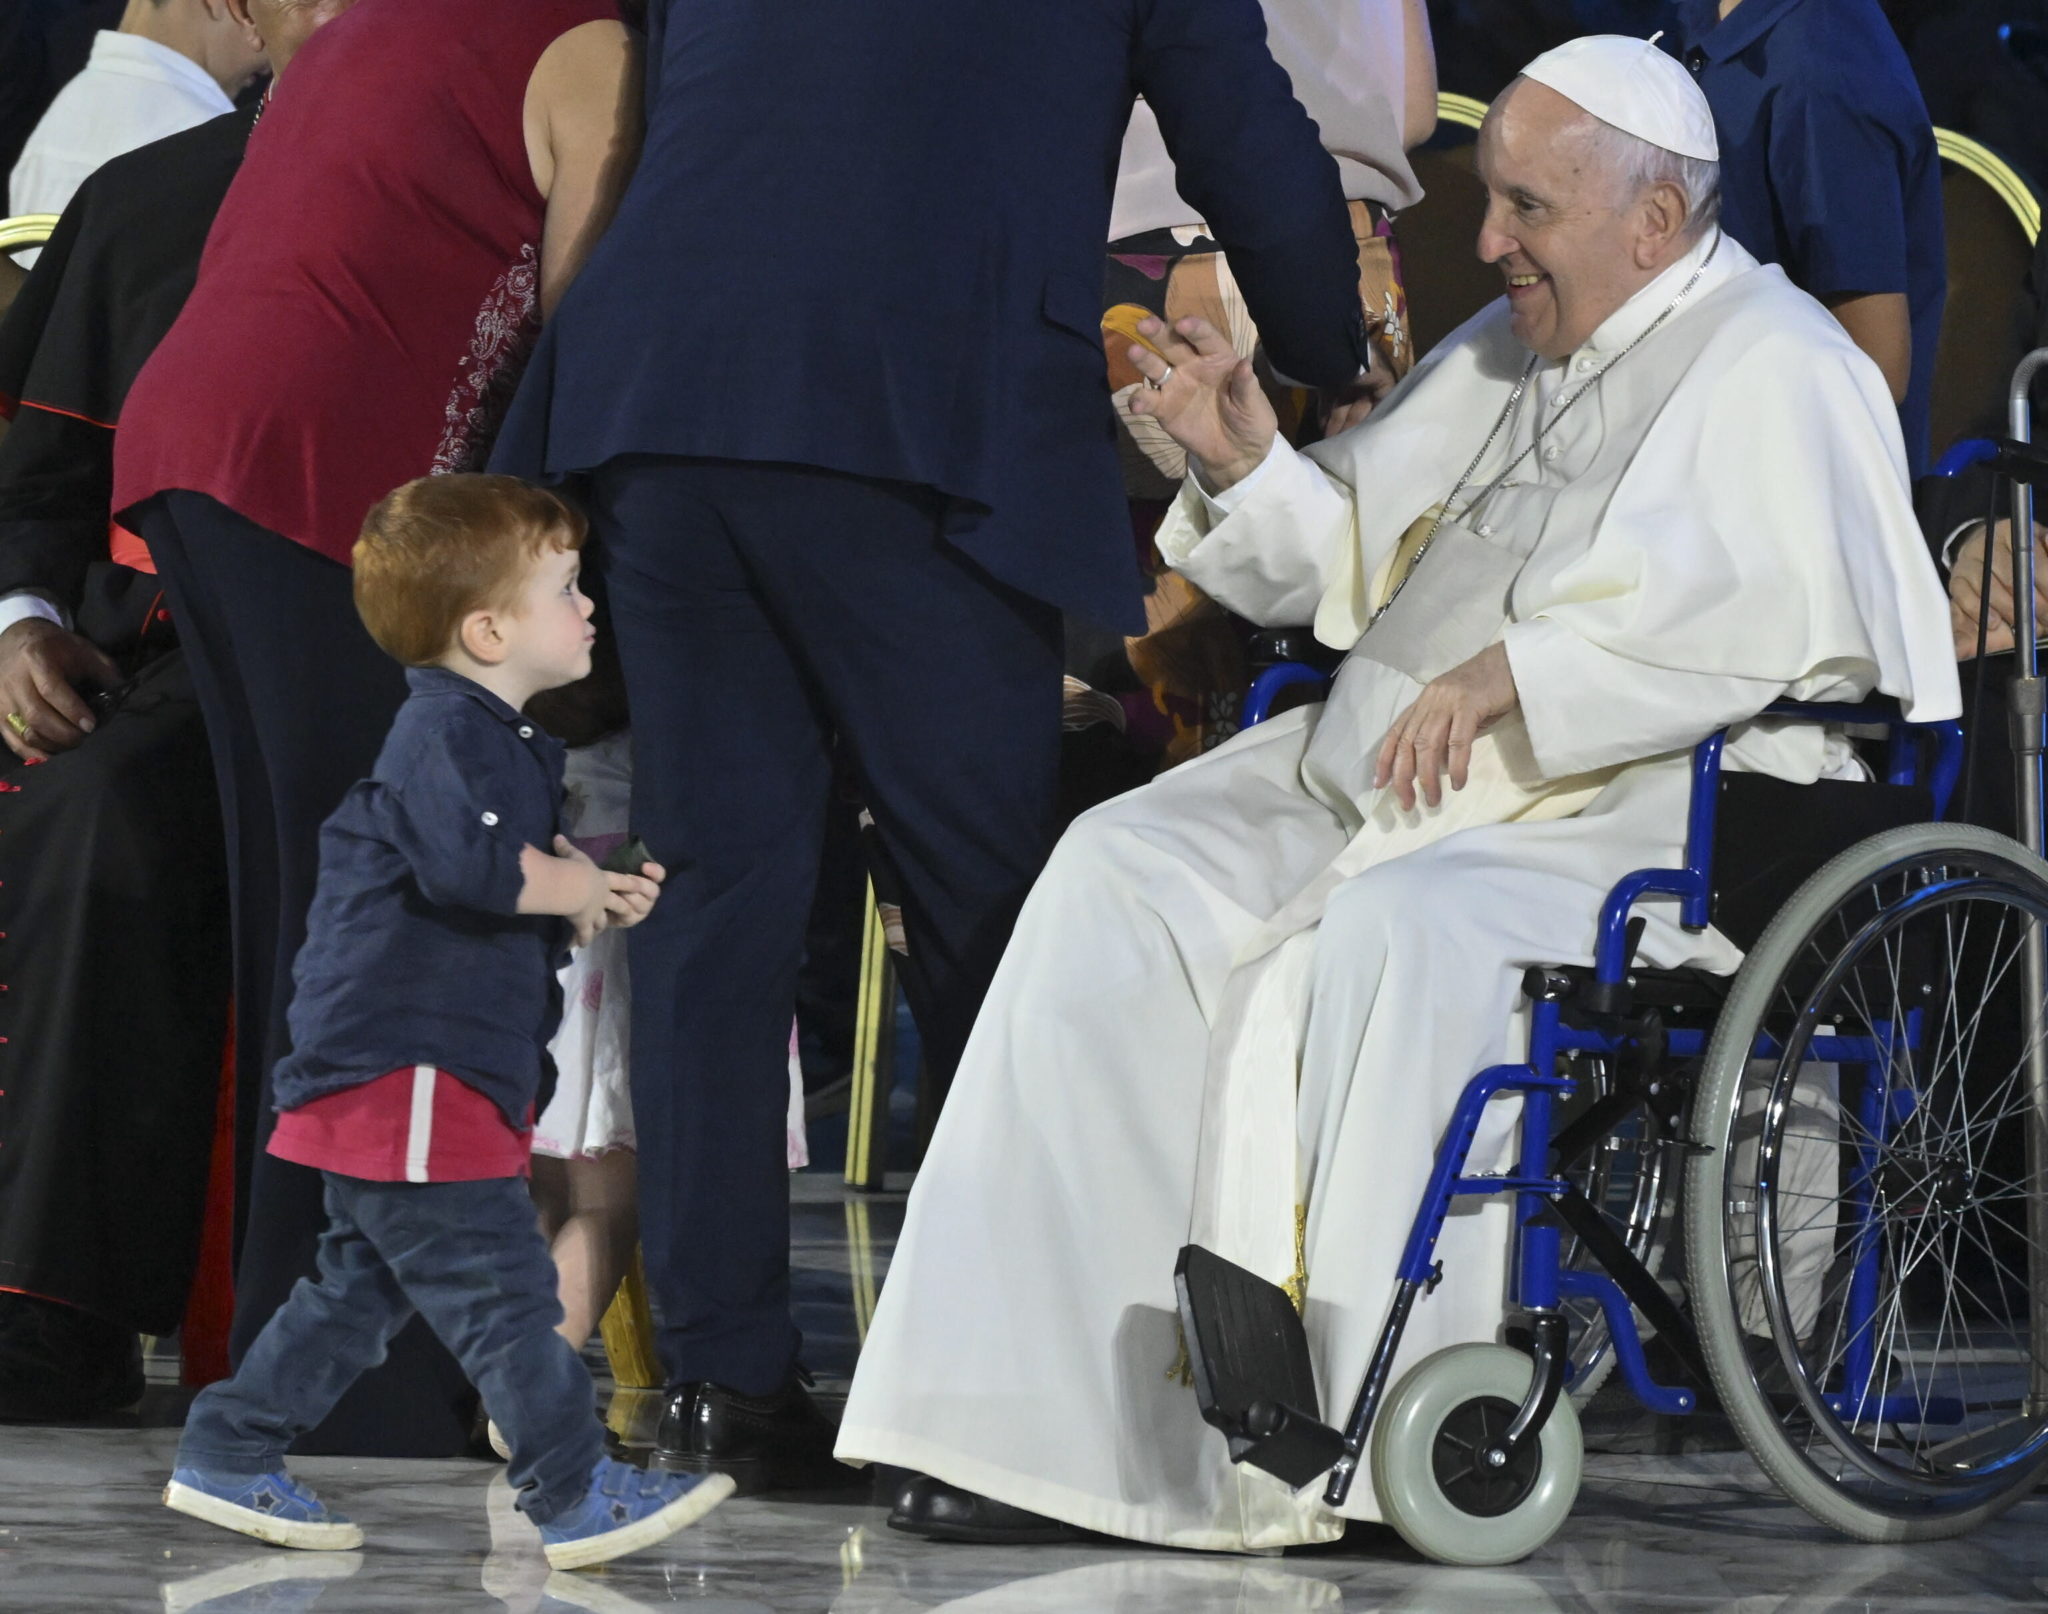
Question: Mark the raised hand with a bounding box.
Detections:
[1123,315,1278,493]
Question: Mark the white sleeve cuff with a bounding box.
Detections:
[0,592,66,637]
[1190,435,1289,518]
[1940,518,1985,572]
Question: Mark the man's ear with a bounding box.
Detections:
[458,608,506,665]
[222,0,260,34]
[1638,181,1688,266]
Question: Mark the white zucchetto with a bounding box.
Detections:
[1519,34,1720,163]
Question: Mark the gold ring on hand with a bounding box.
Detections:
[3,712,27,738]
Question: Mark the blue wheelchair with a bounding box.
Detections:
[1172,362,2048,1565]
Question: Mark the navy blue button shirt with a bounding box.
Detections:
[272,667,570,1127]
[1667,0,1946,474]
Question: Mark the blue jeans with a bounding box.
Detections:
[177,1175,603,1522]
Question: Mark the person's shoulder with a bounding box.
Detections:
[97,104,254,180]
[1694,264,1893,415]
[71,105,252,216]
[384,685,514,757]
[384,684,548,796]
[1774,0,1928,123]
[1706,260,1860,353]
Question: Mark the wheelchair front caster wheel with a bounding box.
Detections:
[1369,1343,1582,1565]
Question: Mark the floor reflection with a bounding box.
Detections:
[6,1177,2048,1612]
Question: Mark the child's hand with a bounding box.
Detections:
[602,859,665,931]
[557,835,612,948]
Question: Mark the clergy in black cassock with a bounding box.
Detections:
[0,106,251,1418]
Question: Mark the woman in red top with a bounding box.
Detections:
[114,0,640,1458]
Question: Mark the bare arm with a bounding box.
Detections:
[522,18,645,318]
[1400,0,1438,151]
[1827,291,1912,406]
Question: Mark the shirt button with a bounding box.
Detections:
[1478,524,1493,537]
[481,811,499,826]
[1543,445,1560,461]
[1575,357,1594,373]
[518,725,534,739]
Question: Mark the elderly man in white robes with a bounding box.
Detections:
[837,36,1961,1552]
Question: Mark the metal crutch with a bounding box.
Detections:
[2004,347,2048,1415]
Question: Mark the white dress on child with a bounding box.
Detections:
[535,731,809,1167]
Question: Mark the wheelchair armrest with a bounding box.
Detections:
[1246,627,1344,674]
[1593,697,1963,985]
[1761,699,1963,821]
[1244,662,1332,727]
[1931,437,2000,479]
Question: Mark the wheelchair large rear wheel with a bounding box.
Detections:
[1687,823,2048,1540]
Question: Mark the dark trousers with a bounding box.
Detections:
[179,1174,602,1522]
[591,456,1063,1393]
[0,648,227,1329]
[140,492,474,1457]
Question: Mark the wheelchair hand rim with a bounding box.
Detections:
[1743,872,2048,1504]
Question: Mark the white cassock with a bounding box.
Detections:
[835,231,1962,1550]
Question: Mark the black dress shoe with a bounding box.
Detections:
[887,1473,1085,1544]
[653,1370,852,1494]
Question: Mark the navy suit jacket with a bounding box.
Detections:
[494,0,1370,631]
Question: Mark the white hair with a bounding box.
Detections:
[1580,114,1722,240]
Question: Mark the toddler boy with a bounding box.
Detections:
[162,474,731,1571]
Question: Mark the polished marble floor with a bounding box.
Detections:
[7,1175,2048,1613]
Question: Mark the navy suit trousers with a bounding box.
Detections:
[591,456,1063,1392]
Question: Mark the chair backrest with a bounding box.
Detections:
[1929,130,2041,461]
[0,213,57,325]
[1400,93,1499,362]
[0,214,58,257]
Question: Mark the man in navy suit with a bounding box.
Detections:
[494,0,1372,1491]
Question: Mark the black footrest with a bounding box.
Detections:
[1175,1245,1346,1487]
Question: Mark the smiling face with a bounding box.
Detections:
[1475,79,1688,360]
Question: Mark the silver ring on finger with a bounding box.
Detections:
[1145,364,1173,392]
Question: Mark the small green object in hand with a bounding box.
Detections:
[600,836,653,875]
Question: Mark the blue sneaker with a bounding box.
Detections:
[538,1457,735,1570]
[163,1466,364,1551]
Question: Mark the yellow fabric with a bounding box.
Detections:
[1371,504,1445,613]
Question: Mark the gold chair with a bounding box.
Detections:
[0,214,59,255]
[842,878,898,1191]
[0,214,56,334]
[597,1251,663,1390]
[1929,128,2042,459]
[1400,93,1497,362]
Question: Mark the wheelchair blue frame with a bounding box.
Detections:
[1242,667,1968,1505]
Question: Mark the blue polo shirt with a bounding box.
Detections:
[272,667,571,1128]
[1667,0,1946,474]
